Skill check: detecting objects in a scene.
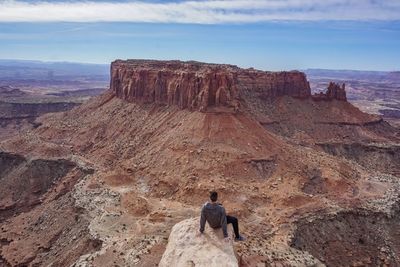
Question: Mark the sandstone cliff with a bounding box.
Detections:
[159,217,238,267]
[110,60,312,111]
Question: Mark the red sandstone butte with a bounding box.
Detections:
[110,60,312,111]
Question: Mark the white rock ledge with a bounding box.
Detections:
[159,217,238,267]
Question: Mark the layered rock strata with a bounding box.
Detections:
[110,60,312,111]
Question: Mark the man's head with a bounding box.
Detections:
[209,191,218,202]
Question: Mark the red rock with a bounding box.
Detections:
[110,60,312,111]
[312,82,347,101]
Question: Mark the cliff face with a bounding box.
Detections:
[110,60,312,111]
[111,60,240,111]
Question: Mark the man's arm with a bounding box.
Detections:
[220,207,228,238]
[199,205,206,233]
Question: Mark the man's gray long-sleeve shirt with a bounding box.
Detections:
[199,202,228,237]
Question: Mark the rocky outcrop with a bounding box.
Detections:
[110,60,311,111]
[159,217,238,267]
[312,82,347,101]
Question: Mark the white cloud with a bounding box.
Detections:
[0,0,399,23]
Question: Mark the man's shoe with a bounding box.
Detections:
[234,235,246,242]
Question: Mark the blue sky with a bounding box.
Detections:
[0,0,399,71]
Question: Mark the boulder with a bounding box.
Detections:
[159,217,238,267]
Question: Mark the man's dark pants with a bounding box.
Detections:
[226,215,240,238]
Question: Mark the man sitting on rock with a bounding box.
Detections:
[199,191,245,242]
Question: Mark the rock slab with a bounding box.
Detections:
[159,217,238,267]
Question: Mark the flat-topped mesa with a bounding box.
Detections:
[312,82,347,101]
[110,59,312,111]
[110,60,241,111]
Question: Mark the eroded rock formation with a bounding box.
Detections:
[312,82,347,101]
[110,60,312,111]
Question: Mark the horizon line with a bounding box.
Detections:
[0,58,398,73]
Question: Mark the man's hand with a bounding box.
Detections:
[224,236,231,243]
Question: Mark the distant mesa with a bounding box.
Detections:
[110,59,347,111]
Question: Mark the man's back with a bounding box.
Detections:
[200,202,228,237]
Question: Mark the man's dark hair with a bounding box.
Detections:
[210,191,218,202]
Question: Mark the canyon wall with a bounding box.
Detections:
[110,60,345,111]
